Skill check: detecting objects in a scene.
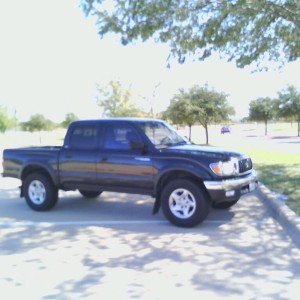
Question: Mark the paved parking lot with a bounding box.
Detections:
[1,177,300,299]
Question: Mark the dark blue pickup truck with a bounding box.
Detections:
[2,118,257,227]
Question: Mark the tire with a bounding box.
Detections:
[212,200,238,209]
[79,190,102,198]
[161,179,210,227]
[23,172,58,211]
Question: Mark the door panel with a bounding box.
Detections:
[59,148,97,186]
[96,123,154,193]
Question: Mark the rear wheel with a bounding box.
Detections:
[23,172,58,211]
[79,190,102,198]
[161,179,209,227]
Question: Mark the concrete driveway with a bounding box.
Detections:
[0,177,300,299]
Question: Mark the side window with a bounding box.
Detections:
[103,124,141,150]
[70,125,98,150]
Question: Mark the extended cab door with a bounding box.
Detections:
[59,122,99,190]
[96,122,155,194]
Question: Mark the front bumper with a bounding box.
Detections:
[203,170,258,203]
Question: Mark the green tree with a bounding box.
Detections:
[81,0,300,69]
[61,112,79,128]
[189,86,234,144]
[96,80,141,117]
[0,106,13,132]
[163,91,197,140]
[164,86,234,144]
[249,97,276,135]
[21,114,56,132]
[278,85,300,136]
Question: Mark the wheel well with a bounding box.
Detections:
[156,171,207,197]
[21,165,54,184]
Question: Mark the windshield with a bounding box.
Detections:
[137,121,190,149]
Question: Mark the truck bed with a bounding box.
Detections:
[2,146,61,179]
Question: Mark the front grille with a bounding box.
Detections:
[239,158,252,173]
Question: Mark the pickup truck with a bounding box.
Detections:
[2,118,258,227]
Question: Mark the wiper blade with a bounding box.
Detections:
[171,141,189,146]
[156,141,189,148]
[164,141,188,147]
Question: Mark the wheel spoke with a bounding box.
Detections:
[182,205,190,217]
[185,198,196,209]
[171,193,181,204]
[172,203,184,213]
[181,190,189,199]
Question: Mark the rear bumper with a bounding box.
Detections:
[203,170,258,203]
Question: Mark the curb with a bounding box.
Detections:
[257,183,300,248]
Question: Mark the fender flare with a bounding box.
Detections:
[21,161,59,187]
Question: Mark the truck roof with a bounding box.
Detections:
[70,117,165,125]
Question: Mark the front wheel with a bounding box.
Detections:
[161,179,209,227]
[23,172,58,211]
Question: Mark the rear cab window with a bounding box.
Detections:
[69,124,98,150]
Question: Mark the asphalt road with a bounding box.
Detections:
[1,177,300,300]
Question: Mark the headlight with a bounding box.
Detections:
[210,158,239,176]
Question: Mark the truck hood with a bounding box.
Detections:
[160,144,246,160]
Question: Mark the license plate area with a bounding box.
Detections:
[241,181,257,195]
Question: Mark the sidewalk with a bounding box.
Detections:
[258,183,300,248]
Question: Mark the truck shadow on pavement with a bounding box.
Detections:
[1,191,300,299]
[0,190,236,227]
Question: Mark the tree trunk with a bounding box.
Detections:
[297,116,300,137]
[188,124,192,141]
[264,119,268,136]
[205,124,209,145]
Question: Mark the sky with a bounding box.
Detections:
[0,0,299,123]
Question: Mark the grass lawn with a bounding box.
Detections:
[241,148,300,215]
